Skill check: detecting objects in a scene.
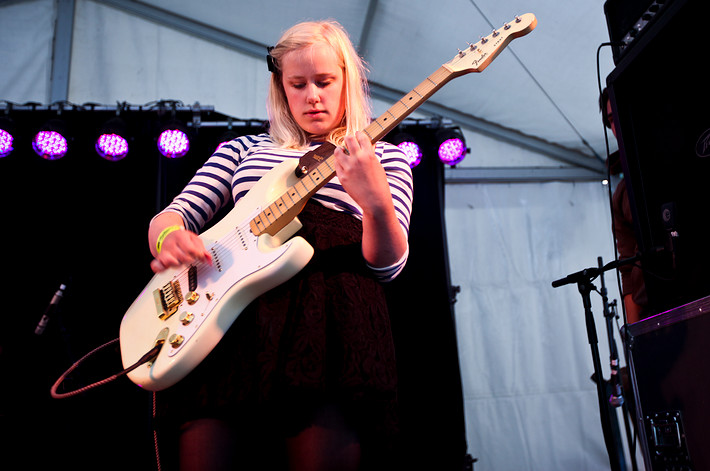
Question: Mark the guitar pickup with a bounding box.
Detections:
[185,265,199,305]
[188,265,197,291]
[154,279,183,320]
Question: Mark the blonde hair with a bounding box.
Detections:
[266,20,371,149]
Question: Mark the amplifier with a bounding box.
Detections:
[606,0,710,314]
[603,0,674,63]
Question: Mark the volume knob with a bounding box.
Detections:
[169,334,184,347]
[179,311,195,325]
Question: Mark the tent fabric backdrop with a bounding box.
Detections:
[446,181,626,469]
[0,1,635,469]
[0,0,55,100]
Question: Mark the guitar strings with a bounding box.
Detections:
[170,154,336,285]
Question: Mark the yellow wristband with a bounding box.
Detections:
[156,225,183,253]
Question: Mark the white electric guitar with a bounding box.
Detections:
[119,14,537,391]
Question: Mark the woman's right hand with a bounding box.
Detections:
[148,213,212,273]
[150,229,212,273]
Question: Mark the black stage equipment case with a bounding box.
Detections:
[627,296,710,470]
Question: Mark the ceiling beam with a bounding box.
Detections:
[357,0,379,56]
[49,0,76,103]
[0,0,33,6]
[93,0,267,57]
[444,166,606,184]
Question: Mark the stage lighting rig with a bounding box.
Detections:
[157,120,190,159]
[33,118,70,160]
[96,116,130,161]
[436,127,468,166]
[391,131,423,168]
[0,117,15,158]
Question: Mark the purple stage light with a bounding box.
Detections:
[0,129,13,158]
[436,127,468,166]
[33,130,68,160]
[391,132,423,168]
[158,128,190,158]
[437,137,467,165]
[96,133,129,161]
[397,140,422,168]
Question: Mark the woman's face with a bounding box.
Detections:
[280,44,346,141]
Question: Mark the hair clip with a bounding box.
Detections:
[266,46,278,73]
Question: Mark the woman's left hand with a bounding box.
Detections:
[333,131,407,268]
[333,131,392,214]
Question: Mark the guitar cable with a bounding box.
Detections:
[50,340,166,470]
[50,338,163,399]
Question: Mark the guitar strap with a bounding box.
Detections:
[296,141,337,177]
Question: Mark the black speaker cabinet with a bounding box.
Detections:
[627,295,710,470]
[606,0,710,315]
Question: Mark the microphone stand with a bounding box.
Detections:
[553,256,638,471]
[599,257,638,471]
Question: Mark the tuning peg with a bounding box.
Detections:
[492,29,500,37]
[480,36,488,44]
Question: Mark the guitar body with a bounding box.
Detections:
[119,159,314,391]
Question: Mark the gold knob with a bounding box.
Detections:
[168,334,184,347]
[179,311,195,325]
[186,291,200,305]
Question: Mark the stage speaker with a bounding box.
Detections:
[606,0,710,315]
[627,295,710,470]
[603,0,675,63]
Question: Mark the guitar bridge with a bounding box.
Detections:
[154,279,183,320]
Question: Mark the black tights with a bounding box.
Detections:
[177,404,362,471]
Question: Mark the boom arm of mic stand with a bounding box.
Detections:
[551,254,641,288]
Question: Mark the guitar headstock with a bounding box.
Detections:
[444,13,537,75]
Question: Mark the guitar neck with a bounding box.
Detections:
[250,65,456,237]
[364,65,459,143]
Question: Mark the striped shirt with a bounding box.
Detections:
[162,133,414,281]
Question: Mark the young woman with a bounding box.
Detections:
[149,20,414,470]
